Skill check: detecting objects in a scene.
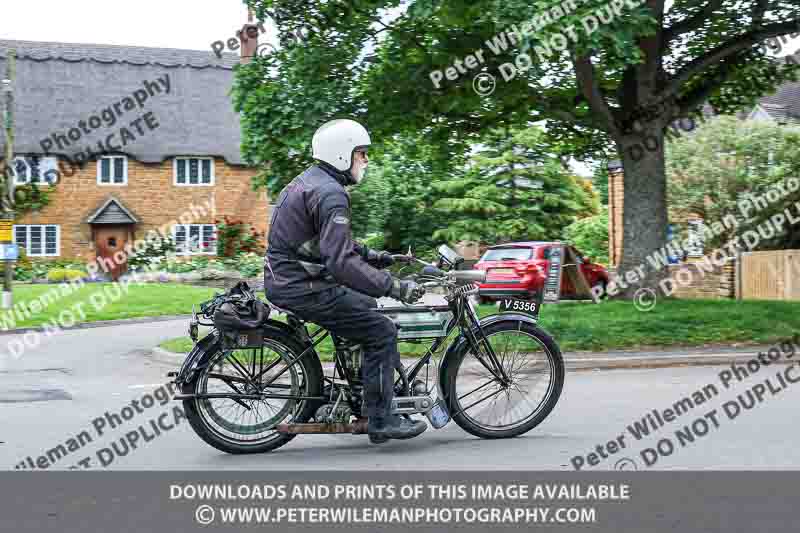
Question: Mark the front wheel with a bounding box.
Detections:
[443,320,564,439]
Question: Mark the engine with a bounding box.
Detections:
[315,403,353,423]
[334,339,363,381]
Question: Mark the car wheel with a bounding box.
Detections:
[592,281,608,300]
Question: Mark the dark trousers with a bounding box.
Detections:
[266,285,399,420]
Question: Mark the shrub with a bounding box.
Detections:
[235,253,263,277]
[13,265,33,281]
[361,232,385,250]
[14,256,87,282]
[128,235,177,270]
[46,269,85,282]
[564,207,609,265]
[214,216,265,257]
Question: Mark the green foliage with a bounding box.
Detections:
[359,232,387,251]
[46,269,85,282]
[430,126,597,245]
[214,216,265,257]
[564,207,609,264]
[229,253,265,278]
[350,133,450,252]
[592,163,610,206]
[162,253,264,278]
[164,260,198,274]
[14,256,88,282]
[127,235,177,271]
[666,116,800,249]
[13,183,52,214]
[240,0,799,188]
[240,0,800,294]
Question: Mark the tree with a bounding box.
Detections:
[592,162,610,205]
[236,0,800,297]
[430,126,597,244]
[564,206,610,264]
[349,133,447,253]
[666,115,800,250]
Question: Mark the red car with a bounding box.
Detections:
[474,241,608,304]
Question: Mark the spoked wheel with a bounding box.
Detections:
[183,332,322,454]
[444,320,564,439]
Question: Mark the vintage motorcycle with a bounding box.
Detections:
[169,245,564,454]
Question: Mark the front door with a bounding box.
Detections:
[94,225,131,280]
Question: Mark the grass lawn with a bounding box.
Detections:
[0,283,220,330]
[158,298,800,357]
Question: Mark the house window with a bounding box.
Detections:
[97,156,128,185]
[11,156,59,185]
[173,224,216,255]
[14,225,60,257]
[174,157,214,186]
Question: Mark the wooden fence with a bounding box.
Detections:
[740,250,800,300]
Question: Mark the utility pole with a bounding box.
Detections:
[1,50,17,309]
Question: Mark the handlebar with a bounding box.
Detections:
[390,254,418,265]
[452,269,487,283]
[419,269,487,286]
[390,252,486,284]
[421,265,445,277]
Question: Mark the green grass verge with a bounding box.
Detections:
[0,283,220,330]
[158,298,800,356]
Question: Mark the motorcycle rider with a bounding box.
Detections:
[263,119,428,444]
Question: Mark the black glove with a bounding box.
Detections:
[389,278,425,304]
[362,248,394,269]
[372,250,394,269]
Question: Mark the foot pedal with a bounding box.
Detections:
[425,398,451,429]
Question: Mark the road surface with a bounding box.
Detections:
[1,319,798,471]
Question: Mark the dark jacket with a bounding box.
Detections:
[264,164,393,299]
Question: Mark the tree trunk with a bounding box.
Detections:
[614,127,670,299]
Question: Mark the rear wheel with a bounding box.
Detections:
[182,331,322,454]
[444,320,564,439]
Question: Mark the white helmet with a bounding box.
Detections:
[311,119,371,172]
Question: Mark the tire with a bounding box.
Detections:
[182,330,322,454]
[443,320,564,439]
[592,281,608,300]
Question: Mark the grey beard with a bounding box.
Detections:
[351,166,367,183]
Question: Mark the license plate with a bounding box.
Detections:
[490,268,515,275]
[498,298,540,318]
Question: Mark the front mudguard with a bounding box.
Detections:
[172,319,310,388]
[438,312,542,398]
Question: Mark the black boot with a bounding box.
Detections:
[368,415,427,444]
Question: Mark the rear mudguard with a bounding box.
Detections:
[438,312,541,397]
[173,319,310,387]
